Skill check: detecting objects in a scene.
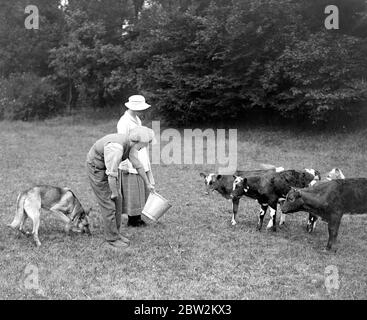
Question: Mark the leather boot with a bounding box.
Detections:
[127,215,146,227]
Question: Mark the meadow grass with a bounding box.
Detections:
[0,117,366,299]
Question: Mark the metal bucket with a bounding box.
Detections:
[142,191,172,221]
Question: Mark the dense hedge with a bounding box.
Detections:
[119,0,367,124]
[0,73,58,120]
[1,0,366,124]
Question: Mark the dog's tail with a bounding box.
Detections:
[8,192,26,229]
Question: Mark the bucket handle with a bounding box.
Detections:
[150,189,158,195]
[149,190,170,203]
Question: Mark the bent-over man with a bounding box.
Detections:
[86,126,155,250]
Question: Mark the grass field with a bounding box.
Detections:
[0,117,366,300]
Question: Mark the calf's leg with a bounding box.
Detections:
[257,204,268,231]
[231,198,239,226]
[326,214,342,251]
[306,213,318,233]
[279,212,286,226]
[266,205,277,232]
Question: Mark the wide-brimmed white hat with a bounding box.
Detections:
[125,95,151,111]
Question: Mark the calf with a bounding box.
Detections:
[200,167,284,226]
[281,178,367,250]
[231,169,320,231]
[307,168,346,233]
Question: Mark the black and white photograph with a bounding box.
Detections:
[0,0,367,305]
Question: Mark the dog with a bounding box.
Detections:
[8,185,91,246]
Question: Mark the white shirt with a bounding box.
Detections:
[104,143,142,178]
[117,111,151,173]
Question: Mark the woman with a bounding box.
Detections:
[117,95,155,227]
[86,126,155,250]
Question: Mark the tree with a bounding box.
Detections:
[0,0,65,77]
[117,0,367,124]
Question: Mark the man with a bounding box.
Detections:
[86,126,155,250]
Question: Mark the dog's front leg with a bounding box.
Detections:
[49,209,73,235]
[64,222,72,235]
[231,198,239,226]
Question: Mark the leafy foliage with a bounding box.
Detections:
[0,0,366,124]
[123,0,367,124]
[0,0,65,77]
[0,73,58,120]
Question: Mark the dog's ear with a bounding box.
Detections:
[200,172,206,178]
[85,207,92,215]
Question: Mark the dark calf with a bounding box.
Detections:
[281,178,367,251]
[231,169,320,231]
[272,167,344,233]
[306,168,346,233]
[200,167,284,226]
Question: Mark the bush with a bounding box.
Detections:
[0,73,59,120]
[262,33,367,123]
[119,0,367,125]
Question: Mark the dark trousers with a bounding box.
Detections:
[86,161,121,242]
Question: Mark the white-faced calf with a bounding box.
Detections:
[200,167,284,226]
[231,169,320,231]
[281,178,367,251]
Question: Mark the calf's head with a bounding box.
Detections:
[231,176,249,199]
[305,168,321,186]
[281,188,304,213]
[326,168,345,180]
[200,173,223,194]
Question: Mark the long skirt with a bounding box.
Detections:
[119,169,149,216]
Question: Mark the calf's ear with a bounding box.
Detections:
[315,170,321,179]
[216,175,222,180]
[200,173,206,178]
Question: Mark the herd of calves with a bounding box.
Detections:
[200,167,367,251]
